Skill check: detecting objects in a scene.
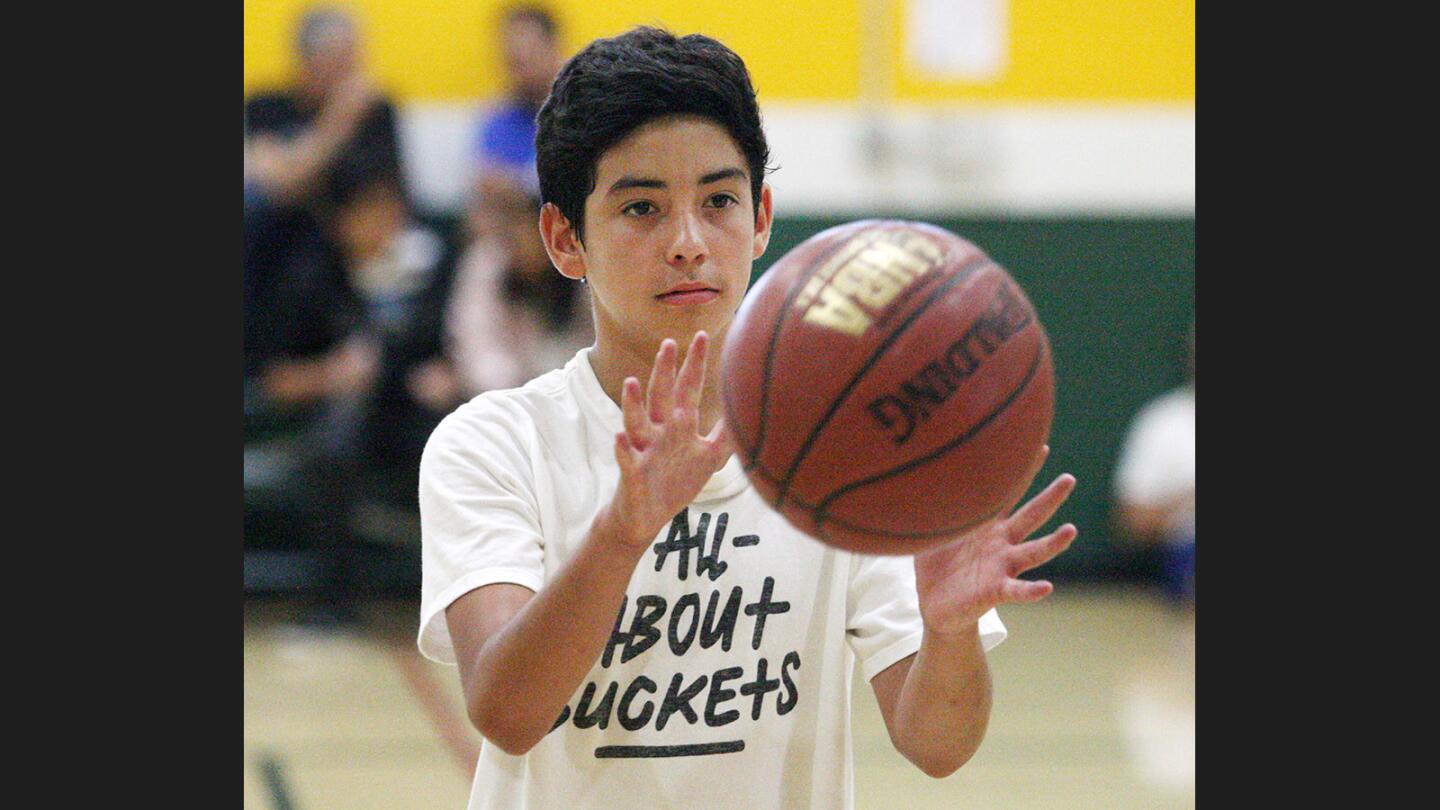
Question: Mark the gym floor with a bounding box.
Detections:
[243,585,1194,809]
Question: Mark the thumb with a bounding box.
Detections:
[705,418,735,466]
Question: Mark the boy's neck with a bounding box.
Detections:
[589,330,728,436]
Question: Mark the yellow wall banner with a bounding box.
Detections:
[244,0,1193,103]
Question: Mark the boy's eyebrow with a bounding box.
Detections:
[699,167,748,185]
[605,167,749,195]
[607,176,666,194]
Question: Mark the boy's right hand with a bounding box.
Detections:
[609,331,733,549]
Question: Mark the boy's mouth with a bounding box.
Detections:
[656,283,720,305]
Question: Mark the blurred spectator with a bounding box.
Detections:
[463,4,563,241]
[245,169,454,624]
[244,5,406,381]
[1114,326,1195,604]
[409,181,591,402]
[244,6,402,209]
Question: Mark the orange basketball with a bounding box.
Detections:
[720,220,1054,555]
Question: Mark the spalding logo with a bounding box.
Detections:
[866,282,1034,444]
[793,230,944,336]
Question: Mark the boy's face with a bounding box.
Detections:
[544,115,773,356]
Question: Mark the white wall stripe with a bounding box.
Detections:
[398,102,1194,218]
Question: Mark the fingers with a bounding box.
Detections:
[1010,523,1078,573]
[647,339,678,423]
[705,416,732,452]
[673,331,709,414]
[1002,578,1054,604]
[628,333,716,451]
[705,417,735,468]
[621,377,650,450]
[613,430,636,475]
[1006,473,1077,541]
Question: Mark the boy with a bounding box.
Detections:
[418,27,1077,809]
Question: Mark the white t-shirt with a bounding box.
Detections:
[418,348,1006,810]
[1114,385,1196,540]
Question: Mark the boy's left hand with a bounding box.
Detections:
[914,446,1078,638]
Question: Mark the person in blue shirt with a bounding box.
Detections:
[466,5,564,241]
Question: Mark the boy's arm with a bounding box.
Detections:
[443,333,731,756]
[871,457,1078,778]
[868,629,992,778]
[444,504,653,755]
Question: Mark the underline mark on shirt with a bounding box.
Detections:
[593,740,746,758]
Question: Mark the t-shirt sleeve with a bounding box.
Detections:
[846,552,1007,682]
[417,400,547,664]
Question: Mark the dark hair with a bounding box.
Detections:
[502,4,558,40]
[535,26,771,244]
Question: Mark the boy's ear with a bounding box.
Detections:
[539,202,587,281]
[752,183,774,260]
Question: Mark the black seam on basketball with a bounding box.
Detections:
[750,230,881,471]
[761,479,996,542]
[772,255,992,509]
[738,447,786,486]
[818,507,1000,542]
[727,372,811,484]
[721,378,754,465]
[813,337,1045,526]
[742,456,782,487]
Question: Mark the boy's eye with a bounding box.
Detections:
[622,201,656,217]
[705,193,738,209]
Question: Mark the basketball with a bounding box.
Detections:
[720,220,1055,555]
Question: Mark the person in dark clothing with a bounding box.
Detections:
[244,168,451,626]
[243,6,403,210]
[244,5,407,387]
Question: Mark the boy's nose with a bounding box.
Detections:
[668,210,707,266]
